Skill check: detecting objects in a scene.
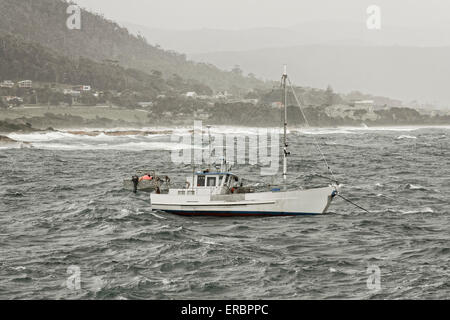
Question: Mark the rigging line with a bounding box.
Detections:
[314,172,424,208]
[311,173,339,184]
[287,77,337,182]
[337,194,370,213]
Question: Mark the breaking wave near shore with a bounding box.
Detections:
[2,125,448,151]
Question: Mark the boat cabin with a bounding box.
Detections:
[169,171,240,196]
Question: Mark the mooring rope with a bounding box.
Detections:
[337,194,370,213]
[286,77,375,214]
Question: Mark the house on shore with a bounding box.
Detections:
[18,80,33,88]
[350,100,375,112]
[138,101,153,108]
[2,96,24,106]
[72,85,91,92]
[0,80,14,88]
[271,102,283,109]
[185,92,197,98]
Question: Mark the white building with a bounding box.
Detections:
[271,102,283,109]
[63,89,81,97]
[18,80,32,88]
[0,80,14,88]
[185,92,197,98]
[138,102,153,108]
[72,85,91,92]
[214,91,233,100]
[352,100,374,108]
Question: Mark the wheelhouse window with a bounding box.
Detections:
[197,175,205,187]
[207,177,217,187]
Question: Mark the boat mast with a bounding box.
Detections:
[207,125,212,171]
[282,65,288,182]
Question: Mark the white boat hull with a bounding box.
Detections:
[151,186,337,216]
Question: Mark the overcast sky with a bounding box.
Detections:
[75,0,450,30]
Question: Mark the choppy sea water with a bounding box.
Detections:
[0,126,448,299]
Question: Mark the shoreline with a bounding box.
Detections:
[2,104,450,135]
[2,124,447,149]
[2,124,450,137]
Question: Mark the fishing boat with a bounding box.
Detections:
[151,67,340,216]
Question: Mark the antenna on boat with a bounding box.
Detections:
[282,65,290,183]
[207,125,212,171]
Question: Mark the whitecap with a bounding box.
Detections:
[12,266,26,271]
[401,207,434,214]
[396,135,417,140]
[294,128,356,135]
[29,141,178,151]
[149,212,166,220]
[118,208,133,218]
[405,184,427,190]
[0,143,32,150]
[198,237,218,245]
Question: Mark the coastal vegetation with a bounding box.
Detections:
[0,32,212,104]
[1,102,450,134]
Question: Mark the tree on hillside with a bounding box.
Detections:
[0,0,269,92]
[231,65,243,76]
[151,70,162,78]
[325,85,335,106]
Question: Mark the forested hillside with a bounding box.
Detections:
[0,0,268,92]
[0,32,216,97]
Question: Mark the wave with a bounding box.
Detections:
[292,125,450,135]
[8,131,75,142]
[6,130,204,150]
[291,127,420,135]
[149,212,166,220]
[7,125,450,142]
[405,184,428,191]
[100,125,443,137]
[29,141,195,151]
[7,130,171,142]
[4,125,448,151]
[400,207,434,214]
[396,135,417,140]
[0,144,32,150]
[294,129,358,135]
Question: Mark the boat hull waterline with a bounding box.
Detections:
[151,186,337,217]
